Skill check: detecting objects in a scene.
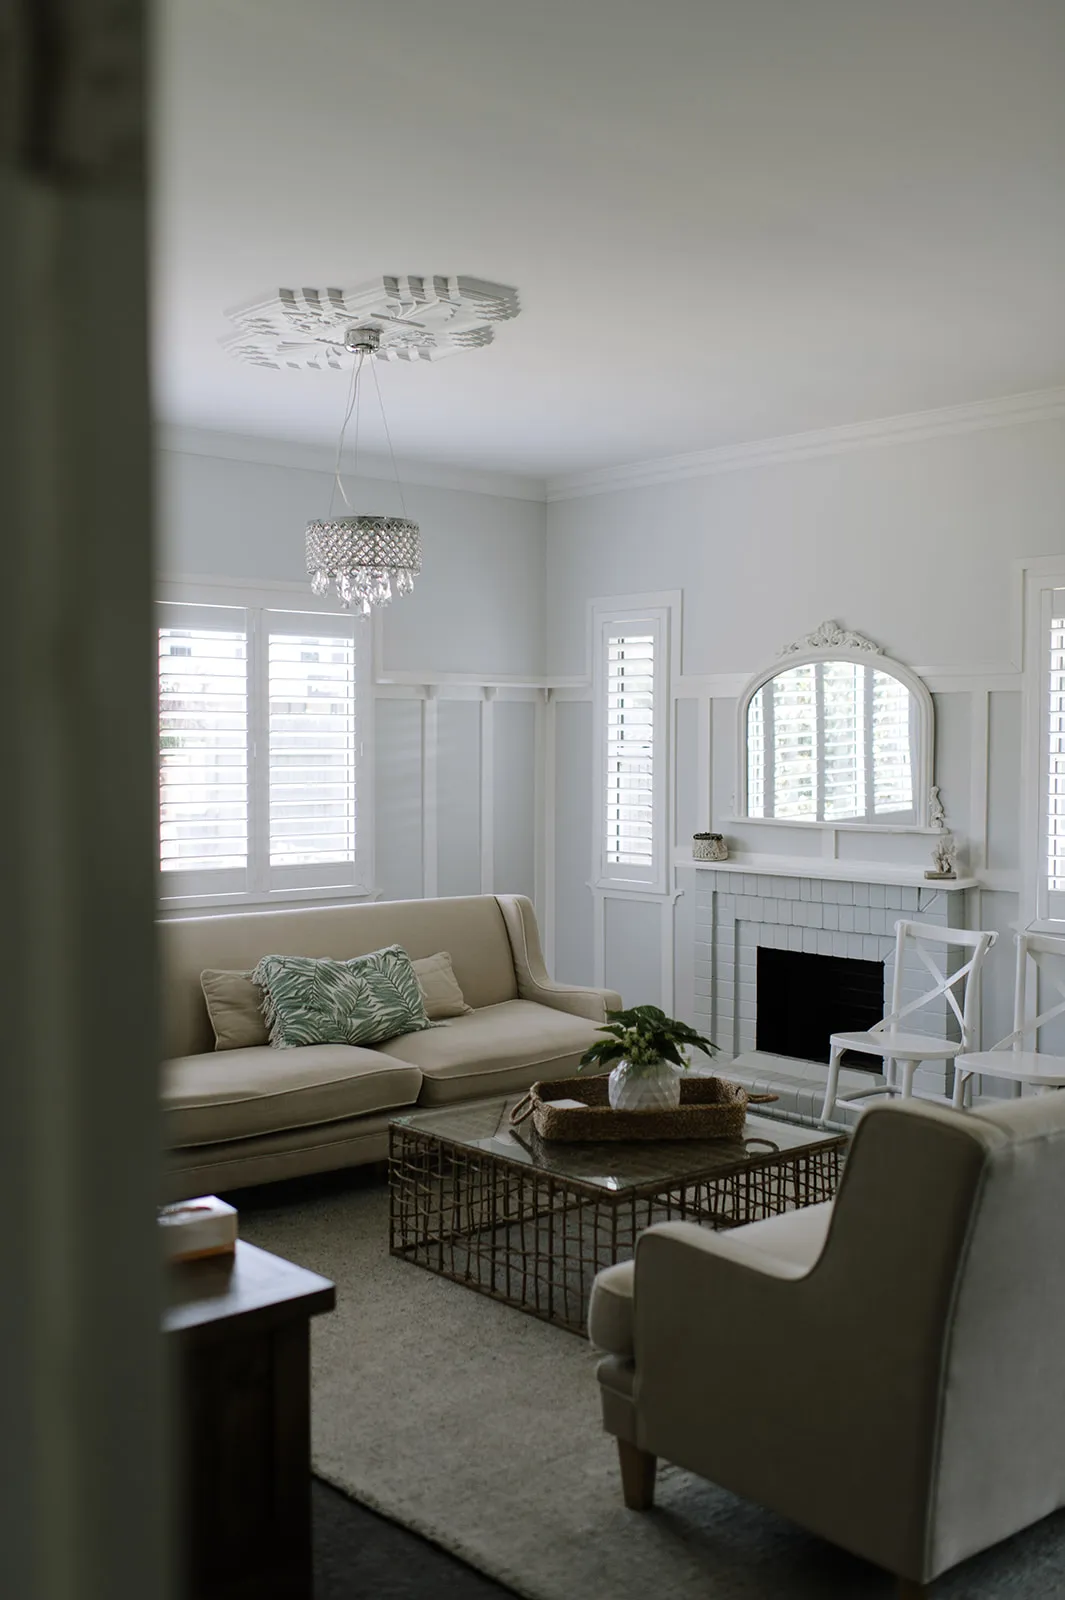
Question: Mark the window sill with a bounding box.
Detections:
[157,885,379,918]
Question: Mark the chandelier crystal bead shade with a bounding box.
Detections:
[306,515,421,615]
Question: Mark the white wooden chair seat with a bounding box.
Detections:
[955,1049,1065,1086]
[951,933,1065,1110]
[831,1029,964,1062]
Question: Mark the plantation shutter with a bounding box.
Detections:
[605,631,654,871]
[266,611,358,890]
[158,603,249,899]
[1047,599,1065,918]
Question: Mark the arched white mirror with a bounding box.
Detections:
[738,622,934,828]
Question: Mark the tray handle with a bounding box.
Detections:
[746,1092,779,1103]
[510,1091,536,1125]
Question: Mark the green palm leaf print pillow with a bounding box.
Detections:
[251,945,432,1049]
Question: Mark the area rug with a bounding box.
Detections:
[240,1178,1065,1600]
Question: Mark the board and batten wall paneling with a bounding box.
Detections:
[374,698,424,902]
[435,699,484,898]
[603,897,664,1009]
[493,700,537,899]
[554,701,596,986]
[987,692,1022,873]
[674,697,700,848]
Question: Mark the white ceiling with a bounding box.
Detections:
[154,0,1065,482]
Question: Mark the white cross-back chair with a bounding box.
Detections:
[820,920,997,1125]
[952,932,1065,1108]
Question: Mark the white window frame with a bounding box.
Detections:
[1021,560,1065,932]
[591,594,675,895]
[157,576,375,912]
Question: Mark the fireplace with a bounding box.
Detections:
[756,947,884,1070]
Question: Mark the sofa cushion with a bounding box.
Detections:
[163,1044,422,1147]
[373,998,603,1105]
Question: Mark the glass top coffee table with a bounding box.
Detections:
[389,1096,846,1335]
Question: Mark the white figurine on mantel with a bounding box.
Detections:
[926,832,958,880]
[928,785,947,830]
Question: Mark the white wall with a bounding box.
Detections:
[156,410,1065,1059]
[546,415,1065,1049]
[158,438,547,905]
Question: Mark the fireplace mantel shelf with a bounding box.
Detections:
[674,849,979,892]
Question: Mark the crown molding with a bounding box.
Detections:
[156,423,547,504]
[546,386,1065,502]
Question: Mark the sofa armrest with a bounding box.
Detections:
[494,894,622,1022]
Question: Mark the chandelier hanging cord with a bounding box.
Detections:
[369,353,409,521]
[328,350,364,516]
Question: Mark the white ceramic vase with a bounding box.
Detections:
[607,1058,682,1112]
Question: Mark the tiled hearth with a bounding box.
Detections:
[686,859,978,1126]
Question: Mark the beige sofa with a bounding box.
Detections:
[589,1092,1065,1596]
[161,893,619,1200]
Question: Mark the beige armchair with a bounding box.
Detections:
[589,1093,1065,1597]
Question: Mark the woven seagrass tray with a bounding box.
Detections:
[510,1074,777,1143]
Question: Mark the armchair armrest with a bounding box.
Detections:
[495,894,622,1022]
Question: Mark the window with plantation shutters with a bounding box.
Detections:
[1045,596,1065,916]
[595,604,670,890]
[157,595,367,906]
[746,660,916,824]
[606,633,655,868]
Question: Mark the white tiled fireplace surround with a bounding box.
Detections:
[688,861,978,1126]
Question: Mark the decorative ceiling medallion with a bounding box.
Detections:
[222,275,521,370]
[779,620,884,656]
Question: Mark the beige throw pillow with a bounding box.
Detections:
[413,951,473,1020]
[200,950,471,1050]
[200,968,269,1051]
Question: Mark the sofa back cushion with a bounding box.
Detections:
[160,896,518,1059]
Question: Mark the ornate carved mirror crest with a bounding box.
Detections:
[737,621,935,829]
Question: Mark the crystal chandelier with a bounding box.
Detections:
[306,325,421,614]
[223,275,521,614]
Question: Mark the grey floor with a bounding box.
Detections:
[313,1479,514,1599]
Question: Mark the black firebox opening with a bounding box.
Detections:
[756,947,884,1069]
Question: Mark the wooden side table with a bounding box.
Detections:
[164,1240,335,1600]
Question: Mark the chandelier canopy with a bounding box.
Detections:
[223,275,520,612]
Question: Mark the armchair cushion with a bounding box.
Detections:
[726,1201,833,1271]
[589,1260,635,1357]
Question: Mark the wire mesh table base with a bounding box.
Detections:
[389,1121,845,1335]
